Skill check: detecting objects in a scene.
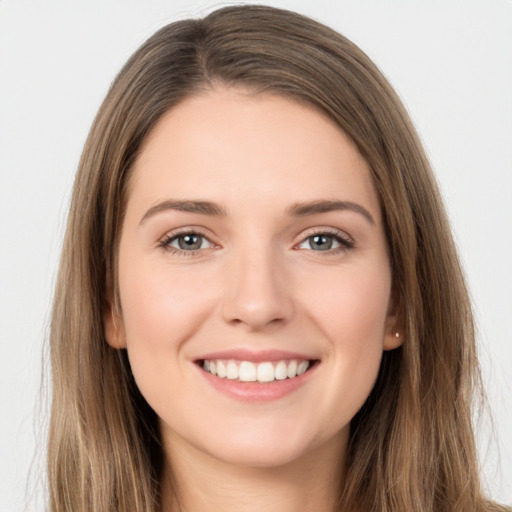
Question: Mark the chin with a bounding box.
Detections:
[182,418,348,470]
[207,442,313,469]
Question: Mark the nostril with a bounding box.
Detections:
[220,268,294,330]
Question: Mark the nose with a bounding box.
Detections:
[221,245,294,331]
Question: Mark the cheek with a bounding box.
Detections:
[117,262,218,411]
[306,260,391,344]
[119,260,215,347]
[116,260,218,400]
[302,263,391,416]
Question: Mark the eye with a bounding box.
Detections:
[160,231,214,253]
[297,230,354,252]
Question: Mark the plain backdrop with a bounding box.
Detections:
[1,1,511,510]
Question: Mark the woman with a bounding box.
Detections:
[48,5,508,511]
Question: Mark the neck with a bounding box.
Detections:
[160,432,347,512]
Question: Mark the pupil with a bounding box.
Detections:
[179,234,201,250]
[311,235,332,250]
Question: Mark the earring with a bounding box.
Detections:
[395,332,400,339]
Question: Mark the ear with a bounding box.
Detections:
[103,286,127,349]
[382,294,403,351]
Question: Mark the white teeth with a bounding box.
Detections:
[226,360,238,379]
[239,361,257,382]
[274,361,288,380]
[257,362,274,382]
[202,358,312,382]
[287,360,297,378]
[297,361,309,375]
[216,360,227,378]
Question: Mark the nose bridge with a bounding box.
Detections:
[221,237,293,330]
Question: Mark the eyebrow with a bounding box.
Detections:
[140,200,227,224]
[286,200,375,225]
[140,198,375,225]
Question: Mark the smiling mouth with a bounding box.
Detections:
[197,359,318,383]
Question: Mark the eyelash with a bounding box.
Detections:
[296,228,355,254]
[158,228,354,256]
[158,229,214,256]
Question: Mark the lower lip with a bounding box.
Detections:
[196,362,318,402]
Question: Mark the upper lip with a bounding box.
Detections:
[195,348,318,363]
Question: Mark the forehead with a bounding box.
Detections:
[128,87,381,222]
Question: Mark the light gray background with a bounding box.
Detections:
[1,1,511,510]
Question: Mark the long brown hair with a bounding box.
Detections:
[48,5,505,511]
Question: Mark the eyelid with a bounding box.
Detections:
[156,225,354,255]
[158,227,219,254]
[294,227,355,252]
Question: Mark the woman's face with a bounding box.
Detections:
[106,87,400,468]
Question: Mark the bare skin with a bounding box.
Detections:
[160,429,346,512]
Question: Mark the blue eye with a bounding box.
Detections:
[298,231,353,252]
[161,232,212,252]
[305,234,338,251]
